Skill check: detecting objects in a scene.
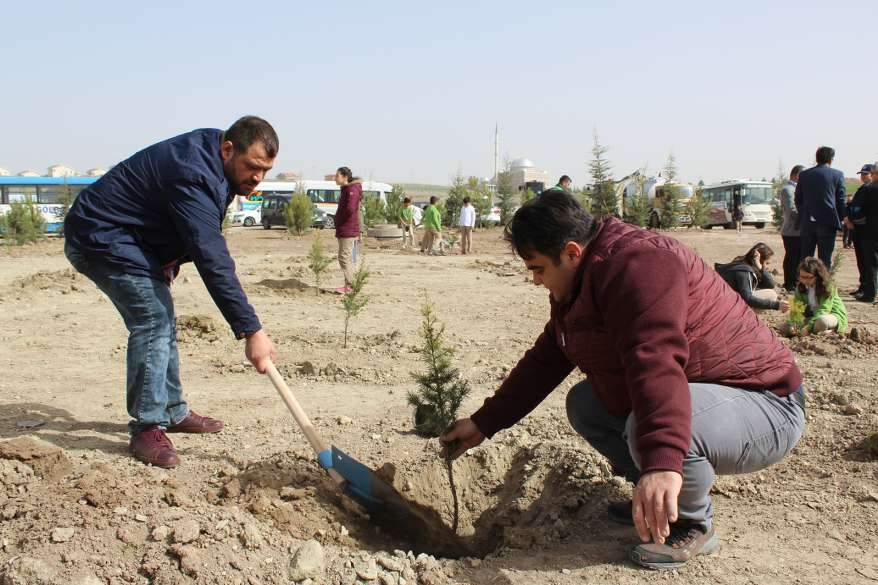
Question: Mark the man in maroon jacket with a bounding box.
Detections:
[441,193,805,570]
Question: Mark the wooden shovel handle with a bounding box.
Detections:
[265,360,345,486]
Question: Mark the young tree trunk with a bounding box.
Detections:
[445,454,460,534]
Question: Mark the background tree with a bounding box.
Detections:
[1,197,44,245]
[54,183,74,236]
[495,169,516,225]
[519,187,536,206]
[307,231,333,294]
[663,151,679,182]
[284,182,314,236]
[408,299,471,533]
[467,176,492,228]
[341,264,370,348]
[362,193,385,228]
[686,186,710,228]
[589,132,617,218]
[384,184,406,224]
[444,174,468,227]
[660,152,681,229]
[624,172,651,227]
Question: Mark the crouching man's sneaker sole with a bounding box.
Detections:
[629,527,720,570]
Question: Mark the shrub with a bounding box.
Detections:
[284,193,313,236]
[1,197,44,245]
[307,231,333,294]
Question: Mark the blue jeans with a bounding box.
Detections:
[566,380,805,530]
[65,243,188,435]
[800,222,837,270]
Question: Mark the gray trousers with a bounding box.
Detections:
[566,380,805,530]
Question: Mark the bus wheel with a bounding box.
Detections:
[754,222,765,229]
[325,215,335,229]
[723,222,735,230]
[262,220,271,230]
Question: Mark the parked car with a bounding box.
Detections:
[260,194,331,229]
[229,207,261,227]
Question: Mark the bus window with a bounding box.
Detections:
[6,185,37,203]
[321,189,338,204]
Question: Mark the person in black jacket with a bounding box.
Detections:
[844,164,875,300]
[64,116,279,469]
[715,243,790,312]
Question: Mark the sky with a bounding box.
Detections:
[2,0,876,187]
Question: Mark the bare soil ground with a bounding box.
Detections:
[0,225,876,585]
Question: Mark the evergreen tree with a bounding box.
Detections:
[663,151,679,182]
[341,264,370,348]
[661,185,682,229]
[445,174,468,226]
[624,174,651,227]
[362,193,385,227]
[1,196,44,245]
[495,169,516,225]
[384,184,406,224]
[589,132,617,218]
[686,187,711,229]
[284,186,314,236]
[408,300,471,533]
[307,231,333,294]
[519,188,536,206]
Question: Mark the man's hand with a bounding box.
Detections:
[843,217,854,230]
[632,470,683,544]
[778,300,790,312]
[439,419,485,459]
[245,329,277,374]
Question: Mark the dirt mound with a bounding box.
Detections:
[8,269,84,295]
[471,259,523,278]
[0,437,72,481]
[256,277,314,295]
[176,314,220,343]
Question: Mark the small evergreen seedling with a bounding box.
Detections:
[341,264,370,348]
[307,232,333,294]
[408,300,471,533]
[830,250,843,278]
[787,297,807,336]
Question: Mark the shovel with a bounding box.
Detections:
[264,361,470,557]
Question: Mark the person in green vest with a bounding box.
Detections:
[543,174,572,195]
[421,196,442,254]
[791,256,848,335]
[398,197,415,249]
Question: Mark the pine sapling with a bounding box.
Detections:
[408,300,471,533]
[307,231,333,294]
[341,264,370,348]
[787,297,807,336]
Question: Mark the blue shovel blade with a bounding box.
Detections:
[331,446,389,511]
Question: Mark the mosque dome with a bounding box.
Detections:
[510,157,535,170]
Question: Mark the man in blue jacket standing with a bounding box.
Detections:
[795,146,846,270]
[64,116,279,468]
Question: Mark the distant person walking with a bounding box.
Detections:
[780,165,805,291]
[845,164,878,303]
[715,243,790,313]
[733,205,744,232]
[334,166,362,293]
[63,116,280,468]
[421,196,442,254]
[458,196,476,254]
[398,197,415,250]
[844,164,875,300]
[795,146,846,270]
[544,174,572,195]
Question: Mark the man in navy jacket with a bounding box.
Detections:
[795,146,846,269]
[65,116,279,468]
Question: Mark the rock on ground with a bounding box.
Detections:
[288,539,324,581]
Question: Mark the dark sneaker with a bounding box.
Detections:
[167,411,224,434]
[608,500,634,526]
[629,522,720,570]
[130,426,180,468]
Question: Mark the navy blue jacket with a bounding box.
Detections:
[65,129,261,338]
[794,164,846,231]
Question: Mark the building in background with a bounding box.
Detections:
[0,168,9,177]
[18,170,39,177]
[276,171,298,180]
[508,157,550,194]
[47,164,75,177]
[86,168,107,177]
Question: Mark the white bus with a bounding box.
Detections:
[701,180,774,229]
[231,179,393,229]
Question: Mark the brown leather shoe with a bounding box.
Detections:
[167,410,224,434]
[130,426,180,468]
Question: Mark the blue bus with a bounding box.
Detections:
[0,176,98,232]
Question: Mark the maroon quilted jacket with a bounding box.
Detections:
[471,218,802,475]
[334,180,362,238]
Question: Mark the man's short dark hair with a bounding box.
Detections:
[430,196,438,204]
[463,196,471,204]
[504,192,599,263]
[225,116,279,158]
[815,146,835,165]
[403,197,412,204]
[790,165,805,178]
[559,175,572,184]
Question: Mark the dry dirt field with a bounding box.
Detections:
[0,225,876,585]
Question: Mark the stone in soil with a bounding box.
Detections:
[288,539,324,581]
[355,557,378,581]
[171,519,200,544]
[0,436,73,480]
[51,526,75,543]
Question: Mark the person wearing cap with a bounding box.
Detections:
[780,165,805,291]
[844,164,878,302]
[795,146,846,271]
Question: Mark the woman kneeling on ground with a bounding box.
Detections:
[715,243,789,313]
[788,256,848,335]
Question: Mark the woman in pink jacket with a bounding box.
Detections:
[333,166,362,293]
